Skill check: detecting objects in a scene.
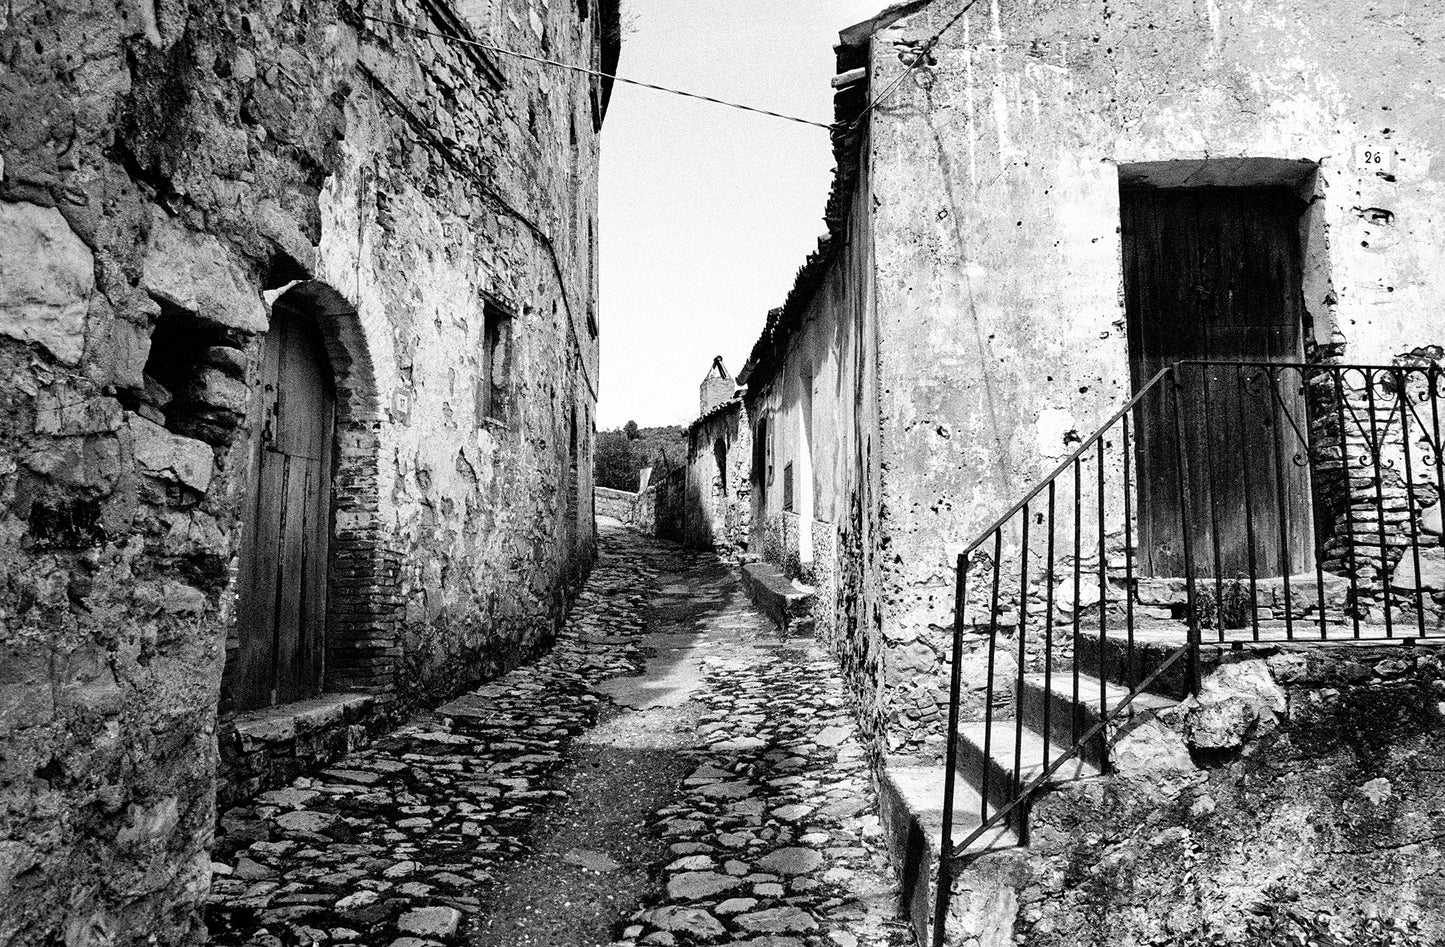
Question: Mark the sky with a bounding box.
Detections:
[596,0,887,430]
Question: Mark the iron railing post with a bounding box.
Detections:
[932,553,968,947]
[1170,365,1203,695]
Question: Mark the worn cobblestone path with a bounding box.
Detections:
[207,524,913,947]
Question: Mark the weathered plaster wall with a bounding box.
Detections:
[0,0,609,942]
[743,124,886,743]
[683,400,752,555]
[865,0,1445,753]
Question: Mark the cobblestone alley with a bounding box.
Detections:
[205,523,914,947]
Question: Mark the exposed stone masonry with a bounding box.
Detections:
[0,0,614,941]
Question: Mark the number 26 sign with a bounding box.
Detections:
[1355,143,1396,173]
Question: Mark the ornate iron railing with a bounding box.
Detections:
[932,360,1445,945]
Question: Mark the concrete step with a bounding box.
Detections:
[1017,671,1180,767]
[954,721,1101,827]
[876,757,1018,947]
[739,562,815,635]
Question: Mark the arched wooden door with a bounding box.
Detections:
[233,307,335,710]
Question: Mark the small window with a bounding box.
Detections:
[479,301,512,423]
[782,462,794,512]
[752,416,768,499]
[766,419,775,485]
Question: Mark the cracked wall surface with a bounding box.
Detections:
[864,0,1445,754]
[0,0,612,942]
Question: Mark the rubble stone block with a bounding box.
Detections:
[128,413,215,493]
[140,216,267,332]
[0,201,93,364]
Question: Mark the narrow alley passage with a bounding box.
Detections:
[207,524,914,947]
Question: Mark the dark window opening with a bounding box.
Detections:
[28,496,105,550]
[752,416,768,501]
[567,407,581,530]
[479,300,512,423]
[783,462,794,512]
[132,302,248,447]
[714,438,728,495]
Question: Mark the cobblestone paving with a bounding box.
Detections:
[621,648,908,947]
[206,525,913,947]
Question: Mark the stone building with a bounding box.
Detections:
[683,358,751,554]
[592,359,752,554]
[0,0,618,942]
[741,0,1445,941]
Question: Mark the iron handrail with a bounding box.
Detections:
[960,365,1175,557]
[947,642,1188,859]
[931,358,1445,946]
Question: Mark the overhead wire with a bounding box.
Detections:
[358,13,835,131]
[362,2,978,133]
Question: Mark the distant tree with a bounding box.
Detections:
[592,424,687,491]
[594,430,636,490]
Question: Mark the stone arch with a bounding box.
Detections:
[261,280,397,698]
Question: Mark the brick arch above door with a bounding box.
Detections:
[236,280,400,703]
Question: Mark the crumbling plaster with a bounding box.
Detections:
[865,0,1445,752]
[743,140,887,743]
[683,400,752,555]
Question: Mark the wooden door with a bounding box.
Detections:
[233,308,335,710]
[1123,187,1313,579]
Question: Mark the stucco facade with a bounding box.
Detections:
[744,0,1445,750]
[0,0,616,942]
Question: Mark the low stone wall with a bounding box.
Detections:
[595,486,642,522]
[216,694,396,813]
[595,485,658,531]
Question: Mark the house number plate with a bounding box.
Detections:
[1355,143,1396,173]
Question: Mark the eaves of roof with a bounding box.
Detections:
[736,0,933,394]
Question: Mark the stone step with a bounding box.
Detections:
[876,757,1018,947]
[1073,620,1200,699]
[954,721,1102,832]
[1017,671,1180,767]
[739,562,815,635]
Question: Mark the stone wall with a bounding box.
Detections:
[0,0,614,943]
[944,645,1445,944]
[683,399,752,555]
[594,485,655,528]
